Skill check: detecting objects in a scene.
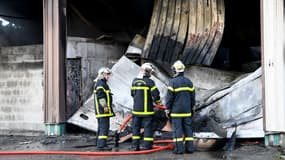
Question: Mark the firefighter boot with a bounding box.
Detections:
[130,144,140,151]
[97,146,112,151]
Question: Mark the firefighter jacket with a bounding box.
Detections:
[93,78,114,118]
[131,76,161,117]
[166,73,195,117]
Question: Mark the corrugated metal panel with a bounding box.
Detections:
[261,0,285,132]
[142,0,225,67]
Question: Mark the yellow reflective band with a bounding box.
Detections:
[98,136,108,139]
[94,86,112,115]
[132,136,140,140]
[132,111,155,115]
[167,87,174,92]
[185,137,194,141]
[144,137,154,141]
[144,88,147,113]
[151,86,157,91]
[95,113,114,118]
[131,86,149,90]
[134,80,146,85]
[155,99,161,103]
[173,138,184,142]
[96,86,110,92]
[173,86,195,92]
[131,85,151,114]
[167,86,195,92]
[170,113,192,117]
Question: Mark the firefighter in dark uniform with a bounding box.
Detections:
[165,60,195,154]
[131,63,161,151]
[94,67,114,151]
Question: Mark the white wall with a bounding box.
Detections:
[261,0,285,132]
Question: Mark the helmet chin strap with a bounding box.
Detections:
[171,66,178,77]
[173,71,179,77]
[144,70,152,77]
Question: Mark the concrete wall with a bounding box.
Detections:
[0,44,44,134]
[66,37,126,102]
[0,38,126,134]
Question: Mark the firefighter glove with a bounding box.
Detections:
[104,107,109,113]
[165,109,170,119]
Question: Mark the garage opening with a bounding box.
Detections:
[213,0,261,72]
[0,0,262,134]
[65,0,261,134]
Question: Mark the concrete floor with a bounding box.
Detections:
[0,134,281,160]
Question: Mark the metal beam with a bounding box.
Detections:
[43,0,66,136]
[261,0,285,132]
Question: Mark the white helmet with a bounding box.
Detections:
[94,67,111,82]
[98,67,111,75]
[140,63,154,77]
[171,60,185,76]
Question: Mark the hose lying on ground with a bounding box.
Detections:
[0,141,173,156]
[0,106,174,156]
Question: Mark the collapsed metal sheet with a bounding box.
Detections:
[183,66,243,104]
[185,66,243,91]
[68,56,168,132]
[224,118,264,138]
[194,118,264,138]
[197,68,261,110]
[194,68,263,137]
[68,59,263,138]
[108,56,168,111]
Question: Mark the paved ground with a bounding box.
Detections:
[0,134,282,160]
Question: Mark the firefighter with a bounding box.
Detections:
[93,67,114,151]
[131,63,161,151]
[165,60,195,154]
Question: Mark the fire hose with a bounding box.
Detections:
[0,105,174,156]
[0,143,173,156]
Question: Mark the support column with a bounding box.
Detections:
[261,0,285,146]
[43,0,67,136]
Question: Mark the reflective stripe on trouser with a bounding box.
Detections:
[171,117,194,153]
[97,117,110,148]
[132,116,154,148]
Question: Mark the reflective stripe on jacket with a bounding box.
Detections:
[131,76,161,117]
[93,79,114,118]
[166,73,195,117]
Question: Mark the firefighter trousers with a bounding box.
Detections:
[171,117,194,153]
[96,117,110,148]
[132,116,154,149]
